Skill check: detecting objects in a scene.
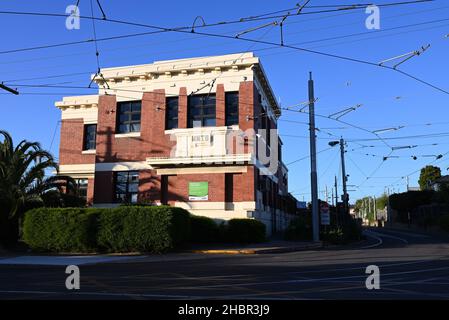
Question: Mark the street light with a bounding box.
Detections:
[328,138,349,215]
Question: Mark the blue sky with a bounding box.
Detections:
[1,0,448,203]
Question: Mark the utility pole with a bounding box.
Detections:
[368,197,372,222]
[335,175,339,226]
[334,176,338,206]
[308,72,319,242]
[340,137,349,215]
[325,185,328,204]
[374,196,377,224]
[331,188,334,207]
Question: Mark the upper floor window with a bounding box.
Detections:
[117,101,141,133]
[225,92,239,126]
[115,171,139,204]
[83,124,96,150]
[188,94,216,128]
[165,97,179,130]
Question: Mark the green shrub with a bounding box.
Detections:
[439,214,449,232]
[23,207,100,252]
[97,206,190,253]
[190,215,219,243]
[341,218,363,242]
[224,219,266,243]
[23,206,190,253]
[284,215,312,241]
[321,227,344,244]
[321,219,363,244]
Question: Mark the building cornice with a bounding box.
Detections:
[55,95,99,110]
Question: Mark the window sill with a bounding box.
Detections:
[114,132,141,138]
[82,149,96,154]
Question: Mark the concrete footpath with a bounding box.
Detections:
[188,240,323,254]
[0,240,323,266]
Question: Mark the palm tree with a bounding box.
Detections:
[0,130,78,245]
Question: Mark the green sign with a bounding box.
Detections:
[189,182,208,201]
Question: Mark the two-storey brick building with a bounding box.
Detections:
[56,52,296,234]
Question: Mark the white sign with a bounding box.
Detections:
[320,203,330,226]
[320,212,330,226]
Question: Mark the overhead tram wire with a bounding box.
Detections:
[0,2,445,95]
[386,149,449,188]
[0,0,432,40]
[4,18,448,85]
[3,3,444,70]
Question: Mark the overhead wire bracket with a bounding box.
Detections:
[378,44,431,69]
[328,104,362,120]
[0,82,19,95]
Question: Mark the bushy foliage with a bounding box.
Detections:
[389,190,435,223]
[23,208,100,252]
[23,206,191,253]
[0,130,82,246]
[190,215,220,243]
[224,219,266,243]
[284,214,312,241]
[419,165,441,190]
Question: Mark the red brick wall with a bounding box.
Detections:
[238,81,255,132]
[138,170,161,203]
[178,87,188,128]
[216,84,225,126]
[234,166,256,202]
[59,119,95,165]
[167,173,225,204]
[87,178,95,205]
[162,166,255,204]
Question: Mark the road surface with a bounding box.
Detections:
[1,227,448,299]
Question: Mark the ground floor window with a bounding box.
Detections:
[115,171,139,203]
[75,178,88,200]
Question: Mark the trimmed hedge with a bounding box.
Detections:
[190,215,219,243]
[22,207,100,252]
[23,207,267,252]
[225,219,266,243]
[97,206,190,252]
[188,216,266,244]
[23,206,190,253]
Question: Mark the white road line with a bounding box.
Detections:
[382,229,430,238]
[365,230,409,245]
[168,265,449,290]
[361,231,383,249]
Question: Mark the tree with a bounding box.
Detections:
[375,193,389,211]
[418,165,441,190]
[0,130,79,245]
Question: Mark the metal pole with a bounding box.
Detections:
[335,175,339,226]
[309,72,320,242]
[331,188,335,207]
[368,197,372,224]
[340,137,348,215]
[374,196,377,224]
[325,185,328,204]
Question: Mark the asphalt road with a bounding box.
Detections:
[1,227,449,300]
